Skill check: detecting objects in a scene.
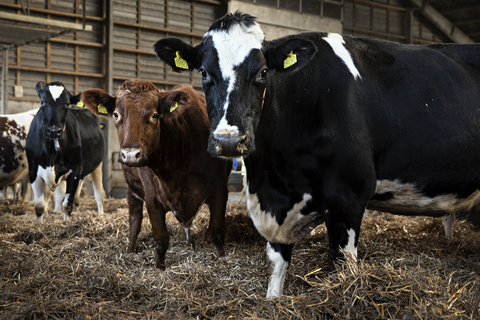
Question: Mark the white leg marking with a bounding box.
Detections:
[443,213,455,239]
[322,33,362,80]
[266,242,288,298]
[184,227,191,244]
[48,85,65,101]
[343,228,358,261]
[31,177,46,223]
[62,193,70,220]
[54,180,66,213]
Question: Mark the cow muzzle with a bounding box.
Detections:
[119,147,147,167]
[209,133,248,158]
[45,126,63,139]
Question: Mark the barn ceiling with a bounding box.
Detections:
[410,0,480,43]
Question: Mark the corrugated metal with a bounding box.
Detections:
[50,43,75,72]
[140,55,165,82]
[21,43,47,69]
[113,0,138,23]
[114,25,137,49]
[78,77,103,93]
[21,71,47,98]
[113,52,137,79]
[79,47,103,74]
[168,0,192,32]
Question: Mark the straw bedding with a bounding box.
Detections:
[1,197,479,319]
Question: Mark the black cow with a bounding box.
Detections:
[26,81,105,222]
[154,12,480,297]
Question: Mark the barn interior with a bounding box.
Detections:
[1,1,480,319]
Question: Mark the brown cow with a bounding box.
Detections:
[81,80,232,269]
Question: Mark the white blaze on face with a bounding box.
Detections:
[205,22,264,136]
[322,33,362,80]
[48,85,65,101]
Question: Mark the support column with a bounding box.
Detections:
[1,49,8,115]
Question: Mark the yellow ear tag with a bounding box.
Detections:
[284,51,297,69]
[97,103,108,115]
[174,51,189,70]
[76,100,84,108]
[170,102,178,113]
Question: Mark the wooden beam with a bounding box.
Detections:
[0,11,92,31]
[409,0,474,44]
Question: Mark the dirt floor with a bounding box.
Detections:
[1,197,479,319]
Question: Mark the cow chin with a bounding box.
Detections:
[207,133,251,159]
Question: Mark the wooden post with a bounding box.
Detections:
[1,49,8,115]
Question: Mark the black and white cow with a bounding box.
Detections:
[26,81,105,222]
[154,12,480,297]
[0,108,38,200]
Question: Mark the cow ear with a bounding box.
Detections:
[159,90,190,119]
[154,37,201,73]
[69,93,82,106]
[265,38,317,72]
[80,89,116,118]
[35,81,47,98]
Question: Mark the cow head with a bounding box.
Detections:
[35,81,81,143]
[154,11,316,158]
[80,80,194,167]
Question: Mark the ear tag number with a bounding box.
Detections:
[76,100,84,108]
[97,103,108,114]
[174,51,189,70]
[170,102,178,113]
[284,51,297,69]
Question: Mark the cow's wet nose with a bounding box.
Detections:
[119,147,147,166]
[46,126,63,138]
[211,133,247,158]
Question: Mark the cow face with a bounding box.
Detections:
[35,81,81,141]
[81,80,191,167]
[154,12,316,158]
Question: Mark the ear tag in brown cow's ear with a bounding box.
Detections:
[174,51,189,70]
[170,102,178,113]
[97,103,108,115]
[76,100,84,108]
[284,51,297,69]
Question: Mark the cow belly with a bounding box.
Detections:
[367,179,480,216]
[246,187,323,244]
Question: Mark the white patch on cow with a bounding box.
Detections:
[266,242,288,298]
[322,33,362,80]
[213,116,239,136]
[54,180,67,213]
[246,185,316,244]
[343,229,357,261]
[63,193,70,220]
[48,85,65,101]
[370,179,480,214]
[205,22,264,134]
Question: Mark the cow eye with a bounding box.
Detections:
[258,68,268,80]
[199,68,207,79]
[113,111,120,120]
[152,113,159,119]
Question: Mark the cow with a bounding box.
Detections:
[0,108,38,200]
[154,12,480,297]
[26,81,105,222]
[80,80,232,269]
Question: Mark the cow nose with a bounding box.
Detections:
[211,133,247,157]
[46,126,62,138]
[119,147,147,166]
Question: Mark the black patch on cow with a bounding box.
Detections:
[208,11,257,33]
[370,192,394,202]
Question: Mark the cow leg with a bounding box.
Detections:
[90,163,106,214]
[54,180,67,214]
[443,212,455,239]
[127,188,144,253]
[266,242,294,298]
[73,179,84,211]
[206,186,228,257]
[325,208,362,271]
[62,174,81,220]
[31,178,51,223]
[19,176,29,201]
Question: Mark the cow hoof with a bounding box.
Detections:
[215,247,226,258]
[35,215,45,224]
[63,213,71,221]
